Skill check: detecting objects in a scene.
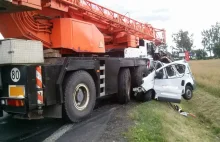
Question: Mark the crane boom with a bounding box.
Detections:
[0,0,166,54]
[67,0,165,43]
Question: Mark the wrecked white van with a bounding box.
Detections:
[133,60,196,103]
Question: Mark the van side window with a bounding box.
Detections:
[159,68,165,78]
[155,62,162,70]
[175,64,185,74]
[165,65,176,77]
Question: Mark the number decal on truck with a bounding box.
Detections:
[11,68,20,82]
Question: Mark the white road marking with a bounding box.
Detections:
[42,124,73,142]
[43,107,117,142]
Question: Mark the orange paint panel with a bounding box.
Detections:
[0,12,52,47]
[19,0,41,9]
[51,18,105,53]
[0,14,23,38]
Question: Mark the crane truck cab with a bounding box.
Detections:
[124,39,156,70]
[133,60,196,103]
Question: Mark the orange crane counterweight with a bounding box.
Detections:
[0,0,166,54]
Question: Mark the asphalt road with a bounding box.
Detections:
[0,97,127,142]
[0,112,64,142]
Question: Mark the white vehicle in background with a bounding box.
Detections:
[133,60,196,103]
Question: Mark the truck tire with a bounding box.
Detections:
[64,71,96,123]
[117,68,131,104]
[132,66,149,87]
[136,90,152,102]
[183,85,193,100]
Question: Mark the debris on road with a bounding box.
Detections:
[168,103,196,118]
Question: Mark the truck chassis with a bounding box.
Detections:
[0,57,149,122]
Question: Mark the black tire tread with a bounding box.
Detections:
[118,68,131,104]
[132,66,149,87]
[183,85,193,100]
[136,90,152,102]
[64,70,96,123]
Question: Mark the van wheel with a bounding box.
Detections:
[117,68,131,104]
[132,66,149,87]
[136,90,152,102]
[183,86,193,100]
[64,71,96,123]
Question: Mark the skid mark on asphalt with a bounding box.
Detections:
[44,107,116,142]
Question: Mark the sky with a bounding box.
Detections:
[1,0,220,52]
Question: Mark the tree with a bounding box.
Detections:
[172,30,194,52]
[201,29,212,56]
[213,43,220,58]
[201,22,220,56]
[194,49,207,59]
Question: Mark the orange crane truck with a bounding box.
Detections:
[0,0,167,122]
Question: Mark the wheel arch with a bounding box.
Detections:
[150,89,156,99]
[185,82,194,90]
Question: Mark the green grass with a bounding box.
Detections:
[124,89,219,142]
[124,101,165,142]
[181,88,220,138]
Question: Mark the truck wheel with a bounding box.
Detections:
[132,66,149,87]
[64,71,96,122]
[183,86,193,100]
[117,68,131,104]
[136,90,152,102]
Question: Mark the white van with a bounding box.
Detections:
[133,60,196,103]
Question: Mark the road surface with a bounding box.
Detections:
[0,98,135,142]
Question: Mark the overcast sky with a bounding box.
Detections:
[1,0,220,51]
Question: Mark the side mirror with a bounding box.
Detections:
[155,71,163,79]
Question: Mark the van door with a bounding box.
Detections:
[154,64,183,103]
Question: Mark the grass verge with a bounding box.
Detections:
[125,91,219,142]
[124,101,165,142]
[181,88,220,138]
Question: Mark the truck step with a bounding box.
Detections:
[100,92,105,97]
[100,75,105,79]
[100,83,105,88]
[100,65,105,70]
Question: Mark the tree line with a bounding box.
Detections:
[171,22,220,60]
